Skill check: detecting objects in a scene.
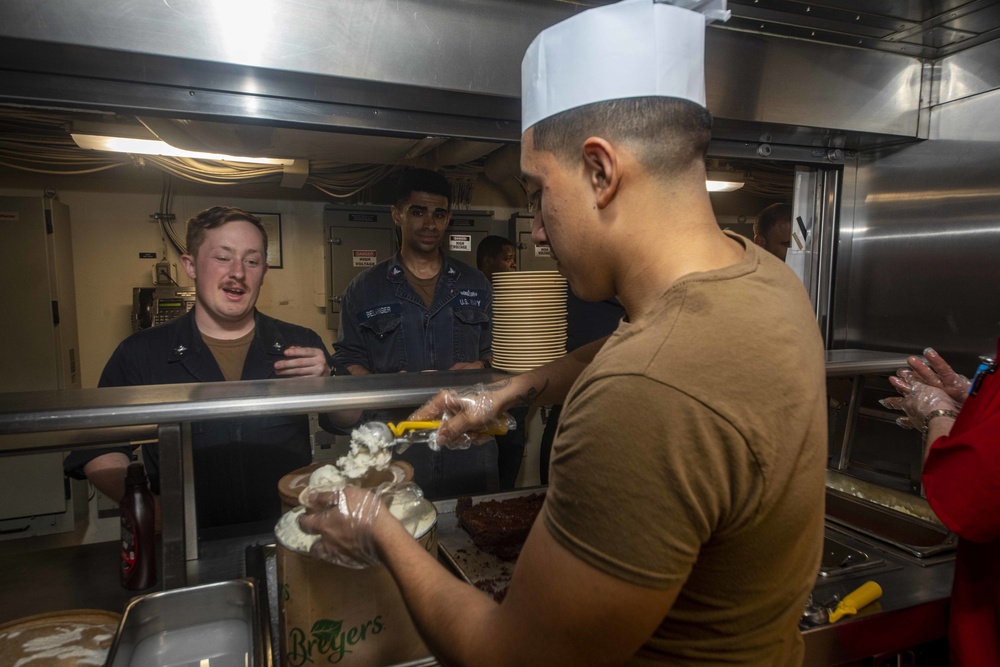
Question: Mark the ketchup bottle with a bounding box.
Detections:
[120,462,156,590]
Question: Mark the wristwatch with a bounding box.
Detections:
[924,408,959,430]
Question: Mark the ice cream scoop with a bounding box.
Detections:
[827,581,882,623]
[360,419,511,453]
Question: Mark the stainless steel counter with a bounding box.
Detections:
[803,526,953,665]
[0,370,507,589]
[0,507,952,666]
[0,347,924,617]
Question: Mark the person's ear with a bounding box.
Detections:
[581,137,620,209]
[753,235,766,248]
[390,205,402,228]
[180,253,196,279]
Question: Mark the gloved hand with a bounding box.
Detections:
[880,377,958,431]
[297,482,423,568]
[904,348,970,406]
[410,383,515,450]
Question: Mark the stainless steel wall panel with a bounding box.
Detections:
[705,29,922,140]
[939,38,1000,105]
[832,86,1000,369]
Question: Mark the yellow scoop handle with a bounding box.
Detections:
[828,581,883,623]
[388,420,509,437]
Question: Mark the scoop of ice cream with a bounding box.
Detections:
[293,421,396,509]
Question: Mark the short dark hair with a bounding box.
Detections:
[477,235,515,271]
[186,206,268,257]
[530,97,713,176]
[393,167,452,208]
[753,203,792,238]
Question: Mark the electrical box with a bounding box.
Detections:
[324,204,398,331]
[444,210,495,265]
[510,213,558,272]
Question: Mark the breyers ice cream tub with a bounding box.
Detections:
[275,480,437,666]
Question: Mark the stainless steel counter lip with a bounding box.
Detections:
[0,351,909,437]
[824,349,912,377]
[0,369,508,437]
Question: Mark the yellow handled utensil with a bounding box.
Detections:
[388,420,509,437]
[827,581,883,623]
[352,419,513,455]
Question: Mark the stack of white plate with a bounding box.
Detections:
[491,270,568,372]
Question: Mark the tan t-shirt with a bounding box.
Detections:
[544,234,827,665]
[402,264,440,309]
[201,329,255,381]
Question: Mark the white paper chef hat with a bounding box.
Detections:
[521,0,730,132]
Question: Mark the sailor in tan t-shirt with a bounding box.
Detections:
[299,2,827,664]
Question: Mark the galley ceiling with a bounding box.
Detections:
[0,0,997,200]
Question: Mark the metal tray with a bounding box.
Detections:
[824,488,957,559]
[434,488,545,602]
[105,579,264,667]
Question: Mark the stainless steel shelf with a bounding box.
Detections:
[825,349,911,377]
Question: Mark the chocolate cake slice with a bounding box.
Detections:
[455,493,546,561]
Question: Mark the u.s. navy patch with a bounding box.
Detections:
[454,289,484,308]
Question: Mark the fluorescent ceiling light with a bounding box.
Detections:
[705,171,745,192]
[70,133,294,165]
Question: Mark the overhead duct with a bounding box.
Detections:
[484,143,521,184]
[429,139,505,168]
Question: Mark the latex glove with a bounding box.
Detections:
[274,345,331,378]
[880,378,958,431]
[410,383,514,450]
[297,482,417,568]
[904,348,970,406]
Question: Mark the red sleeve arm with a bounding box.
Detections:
[922,383,1000,543]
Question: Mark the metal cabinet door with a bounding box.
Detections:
[326,226,396,330]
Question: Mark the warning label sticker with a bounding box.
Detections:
[352,250,377,267]
[535,245,552,258]
[449,234,472,252]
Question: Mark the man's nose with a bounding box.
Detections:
[531,213,548,245]
[229,260,245,278]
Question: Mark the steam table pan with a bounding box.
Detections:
[104,578,264,667]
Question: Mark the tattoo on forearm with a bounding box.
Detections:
[516,380,549,407]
